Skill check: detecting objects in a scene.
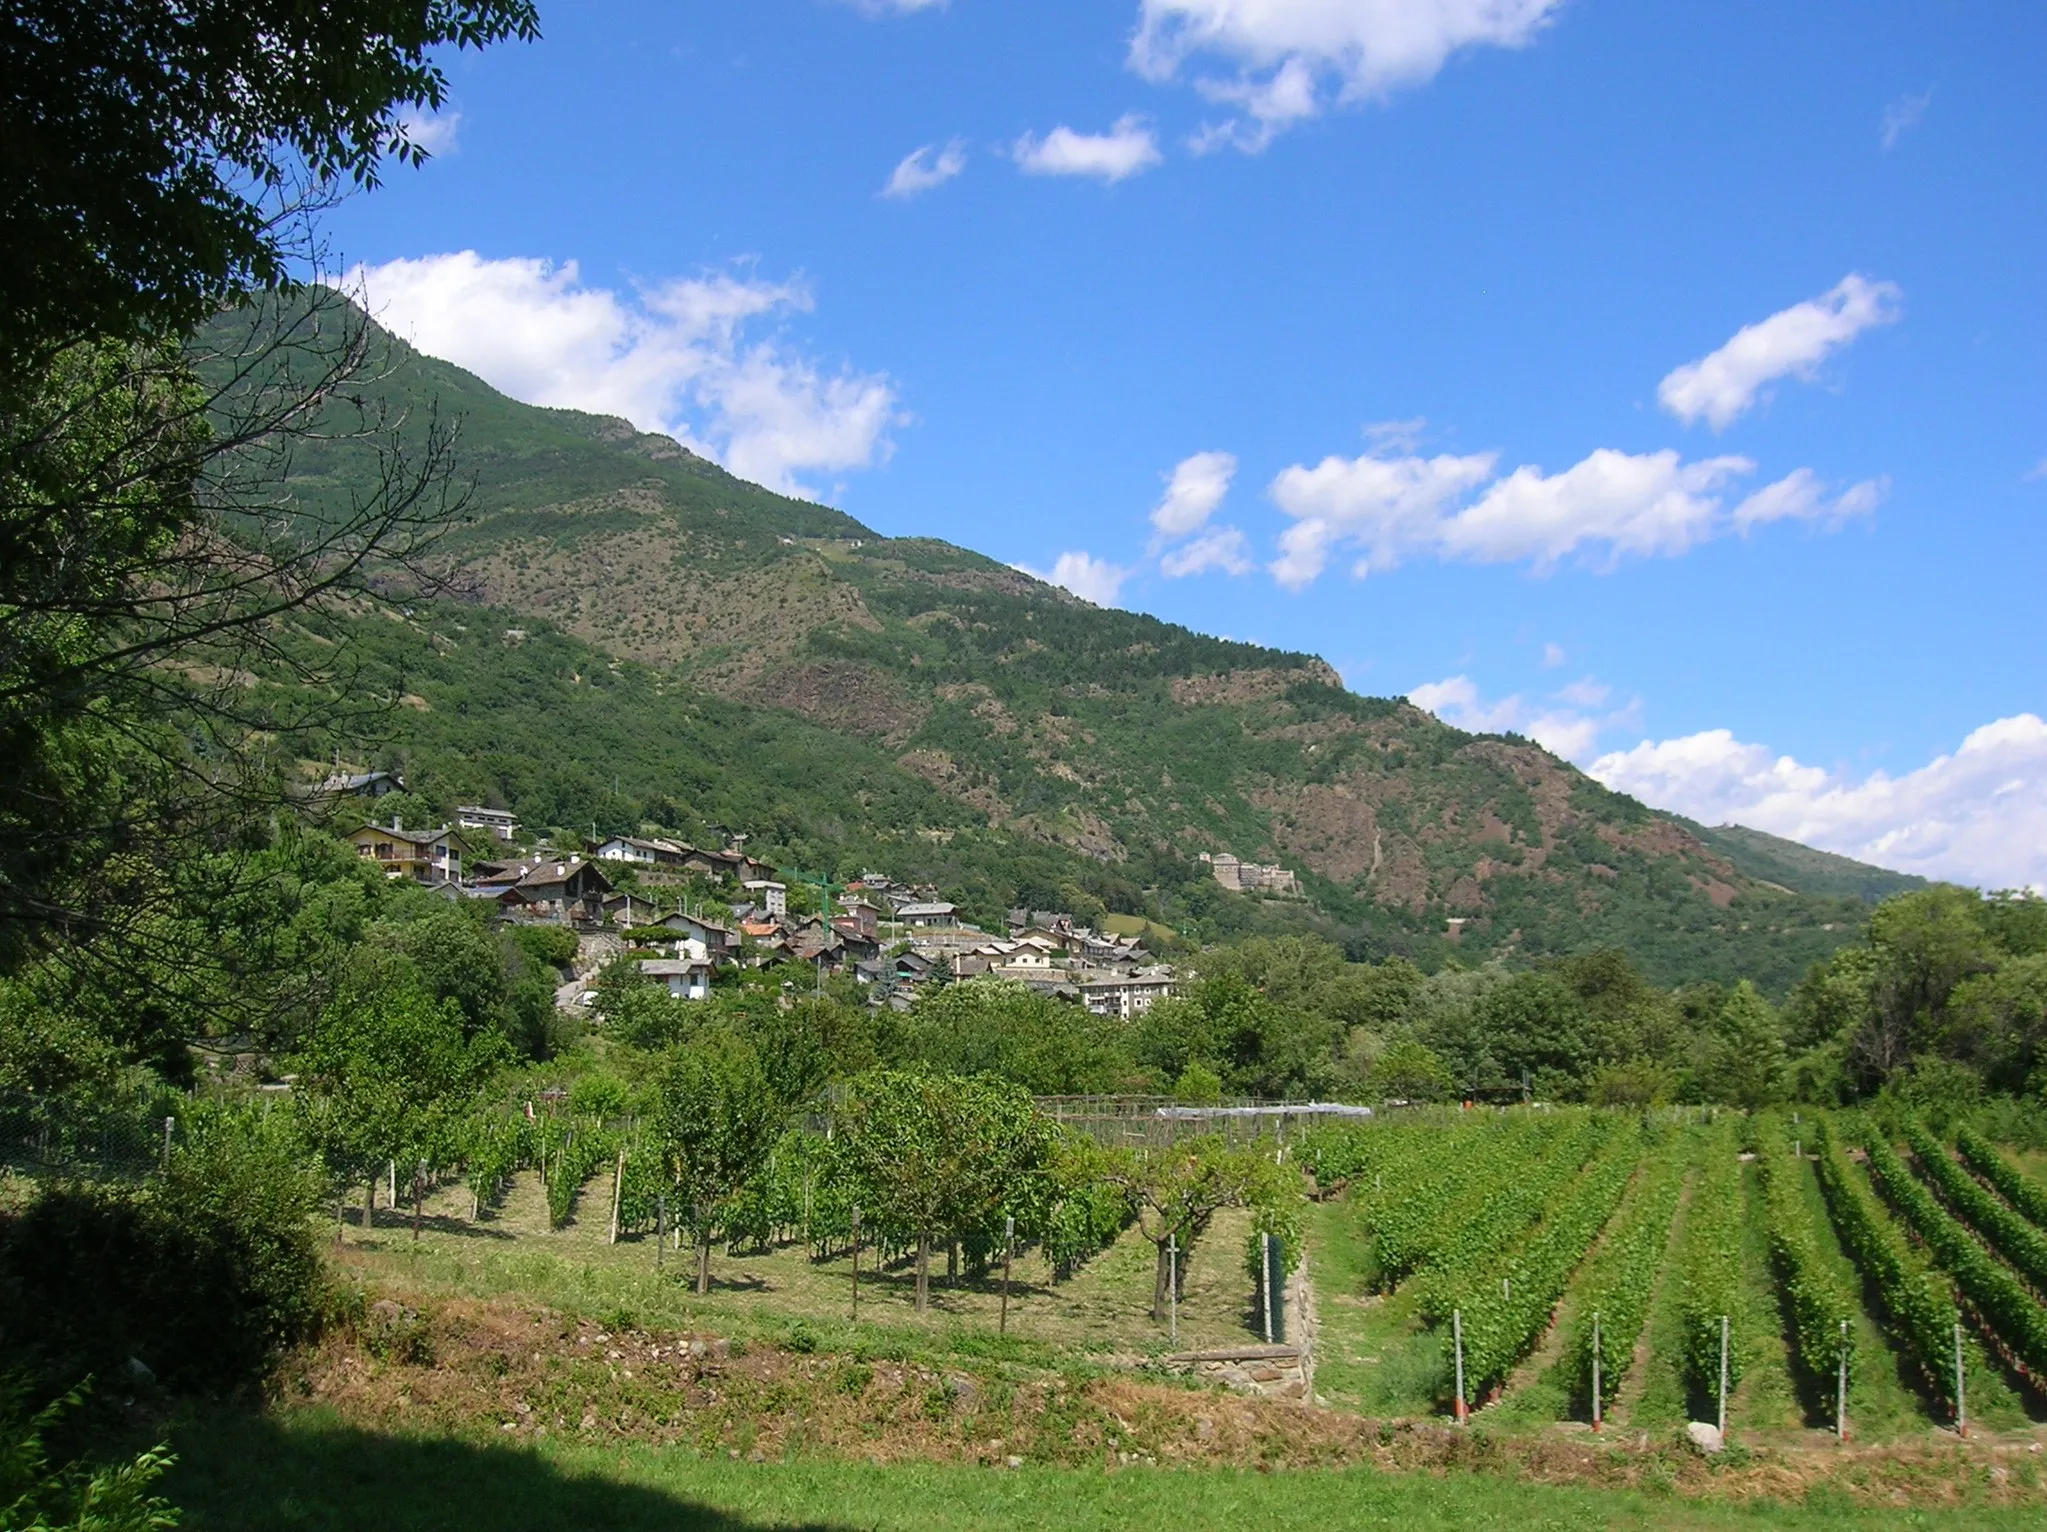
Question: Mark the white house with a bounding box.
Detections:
[742,879,787,917]
[897,901,957,928]
[456,805,518,841]
[639,956,713,1001]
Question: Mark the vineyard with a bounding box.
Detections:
[329,1089,2047,1442]
[1299,1107,2047,1439]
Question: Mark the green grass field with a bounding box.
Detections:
[342,1166,1265,1362]
[162,1405,2040,1532]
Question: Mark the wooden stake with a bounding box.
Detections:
[851,1206,862,1321]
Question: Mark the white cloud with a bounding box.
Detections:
[1160,525,1254,577]
[338,251,900,498]
[1881,88,1933,150]
[1133,0,1564,149]
[883,139,967,198]
[846,0,949,13]
[1016,551,1129,607]
[1266,440,1886,589]
[2025,457,2047,483]
[1267,447,1497,586]
[1590,716,2047,891]
[1553,676,1610,708]
[1443,448,1754,567]
[1150,450,1238,539]
[1658,274,1903,431]
[1540,641,1566,669]
[395,108,462,156]
[1014,114,1163,182]
[1731,467,1888,531]
[1408,674,1630,762]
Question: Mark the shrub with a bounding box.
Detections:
[0,1124,324,1395]
[0,1381,179,1532]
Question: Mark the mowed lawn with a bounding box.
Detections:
[164,1405,2036,1532]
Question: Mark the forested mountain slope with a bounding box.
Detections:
[266,306,1918,990]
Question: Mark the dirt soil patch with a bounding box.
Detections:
[280,1287,2047,1510]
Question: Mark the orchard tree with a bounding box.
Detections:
[653,1028,780,1294]
[1101,1137,1299,1323]
[831,1070,1057,1311]
[291,959,505,1238]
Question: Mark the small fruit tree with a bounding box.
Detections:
[830,1069,1058,1311]
[652,1026,781,1294]
[1100,1136,1299,1323]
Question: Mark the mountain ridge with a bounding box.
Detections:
[257,304,1923,989]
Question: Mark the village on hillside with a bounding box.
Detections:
[322,770,1181,1020]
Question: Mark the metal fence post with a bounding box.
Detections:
[1837,1320,1848,1441]
[1453,1308,1467,1423]
[1955,1322,1967,1437]
[1261,1234,1275,1344]
[1167,1232,1178,1346]
[1591,1311,1602,1432]
[851,1205,862,1321]
[1718,1315,1730,1437]
[1000,1214,1014,1336]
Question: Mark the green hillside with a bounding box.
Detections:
[250,302,1917,992]
[1687,822,1926,903]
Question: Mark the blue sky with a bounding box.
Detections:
[328,1,2047,888]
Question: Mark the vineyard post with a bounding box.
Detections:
[1000,1214,1014,1336]
[851,1205,861,1322]
[694,1200,709,1296]
[388,1159,397,1210]
[162,1116,173,1172]
[1591,1311,1602,1432]
[1954,1322,1967,1437]
[1262,1235,1275,1344]
[1837,1320,1848,1441]
[655,1195,666,1274]
[1168,1232,1178,1346]
[1453,1309,1468,1424]
[609,1149,624,1245]
[1718,1316,1730,1437]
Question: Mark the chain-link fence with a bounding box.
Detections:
[0,1090,171,1182]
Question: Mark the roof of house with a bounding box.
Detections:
[512,857,611,892]
[640,958,712,976]
[321,770,402,794]
[896,902,957,918]
[348,822,461,849]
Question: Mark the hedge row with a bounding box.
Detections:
[1564,1125,1688,1415]
[1902,1117,2047,1296]
[1751,1116,1855,1400]
[1955,1124,2047,1231]
[1812,1116,1958,1408]
[1862,1121,2047,1380]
